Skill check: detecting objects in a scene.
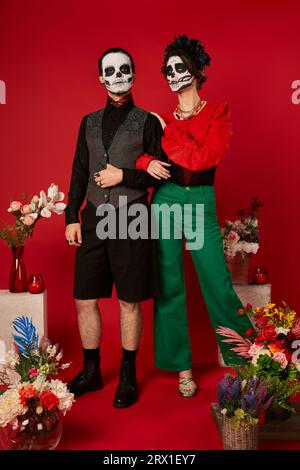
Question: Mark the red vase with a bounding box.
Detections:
[9,246,27,293]
[252,265,268,284]
[27,274,45,294]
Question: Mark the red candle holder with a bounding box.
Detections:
[27,274,45,294]
[252,265,268,285]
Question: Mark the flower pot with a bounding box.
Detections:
[226,252,251,285]
[9,246,27,293]
[0,413,62,450]
[222,416,258,450]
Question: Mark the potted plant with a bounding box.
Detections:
[217,302,300,419]
[221,197,263,284]
[218,374,273,450]
[0,316,74,450]
[0,184,66,292]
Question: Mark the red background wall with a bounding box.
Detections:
[0,0,299,369]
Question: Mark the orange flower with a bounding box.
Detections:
[268,341,285,354]
[19,384,37,405]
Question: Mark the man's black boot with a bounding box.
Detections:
[68,348,103,398]
[113,351,138,408]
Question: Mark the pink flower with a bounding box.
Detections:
[28,367,39,378]
[227,231,240,244]
[8,201,22,212]
[273,352,288,369]
[238,308,244,316]
[248,344,263,357]
[21,204,32,214]
[21,215,35,226]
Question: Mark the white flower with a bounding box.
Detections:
[39,184,66,218]
[55,351,63,362]
[48,379,74,414]
[46,344,57,358]
[0,389,26,427]
[275,327,289,336]
[221,408,227,415]
[251,349,271,365]
[61,362,71,370]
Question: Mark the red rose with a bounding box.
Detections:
[255,316,269,328]
[40,390,59,411]
[254,333,265,346]
[262,324,277,342]
[245,328,255,338]
[244,303,252,313]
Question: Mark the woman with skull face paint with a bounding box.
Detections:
[135,35,253,397]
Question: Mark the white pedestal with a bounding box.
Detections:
[0,290,47,361]
[218,284,271,367]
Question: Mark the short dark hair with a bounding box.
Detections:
[162,35,211,90]
[98,48,135,76]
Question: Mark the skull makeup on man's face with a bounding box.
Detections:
[101,52,134,95]
[165,56,194,92]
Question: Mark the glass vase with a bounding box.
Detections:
[226,252,251,285]
[9,246,27,293]
[0,413,62,450]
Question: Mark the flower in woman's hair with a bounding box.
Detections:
[221,408,227,415]
[39,390,59,411]
[7,201,22,212]
[21,204,32,215]
[19,384,37,405]
[272,352,288,369]
[261,324,277,342]
[28,367,39,378]
[245,328,255,338]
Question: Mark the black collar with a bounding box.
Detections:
[106,94,134,111]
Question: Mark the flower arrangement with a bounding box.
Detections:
[218,374,273,429]
[221,197,263,258]
[217,302,300,412]
[0,184,66,247]
[0,316,74,450]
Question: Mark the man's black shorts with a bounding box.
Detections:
[74,198,159,302]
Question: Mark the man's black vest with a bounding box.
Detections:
[86,106,148,208]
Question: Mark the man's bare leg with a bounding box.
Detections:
[68,299,103,397]
[113,300,142,408]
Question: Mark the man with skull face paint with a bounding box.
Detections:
[109,35,253,397]
[65,48,169,408]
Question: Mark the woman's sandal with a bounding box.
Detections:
[178,376,198,397]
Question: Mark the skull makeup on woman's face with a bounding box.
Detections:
[101,52,134,95]
[165,55,194,92]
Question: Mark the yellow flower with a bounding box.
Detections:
[234,408,245,419]
[267,303,275,309]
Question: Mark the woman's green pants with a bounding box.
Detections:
[152,182,252,370]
